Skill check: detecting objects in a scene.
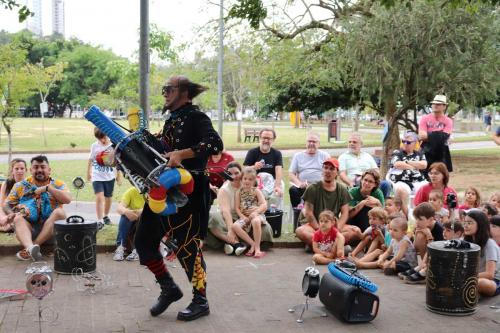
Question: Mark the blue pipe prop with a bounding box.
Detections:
[85,105,131,149]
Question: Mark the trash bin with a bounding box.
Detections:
[328,119,340,142]
[265,209,283,238]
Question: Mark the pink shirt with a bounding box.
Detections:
[413,183,457,209]
[419,113,453,134]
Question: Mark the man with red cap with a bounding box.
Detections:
[295,158,353,249]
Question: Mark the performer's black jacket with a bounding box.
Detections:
[160,103,223,237]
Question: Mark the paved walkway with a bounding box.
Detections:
[0,249,499,333]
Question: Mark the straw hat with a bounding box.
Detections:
[430,95,448,105]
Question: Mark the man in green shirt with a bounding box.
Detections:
[295,158,353,248]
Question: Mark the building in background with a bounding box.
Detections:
[25,0,42,37]
[52,0,65,36]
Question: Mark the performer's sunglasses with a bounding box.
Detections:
[162,85,178,95]
[401,140,414,145]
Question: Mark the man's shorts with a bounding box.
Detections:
[494,278,500,296]
[92,180,115,197]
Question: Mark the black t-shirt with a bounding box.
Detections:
[243,147,283,178]
[431,222,444,241]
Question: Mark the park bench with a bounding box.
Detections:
[244,128,262,143]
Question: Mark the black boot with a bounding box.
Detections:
[177,290,210,321]
[150,273,183,317]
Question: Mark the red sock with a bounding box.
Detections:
[144,259,167,279]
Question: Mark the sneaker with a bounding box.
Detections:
[404,272,426,284]
[97,221,105,231]
[28,244,43,261]
[126,249,139,261]
[398,268,416,280]
[103,216,112,225]
[234,243,247,256]
[16,249,31,261]
[113,245,125,261]
[160,242,169,258]
[224,243,234,255]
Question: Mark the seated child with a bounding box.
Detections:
[463,209,500,297]
[377,217,418,275]
[482,203,498,220]
[490,215,500,247]
[413,202,444,257]
[384,196,406,219]
[350,207,388,259]
[489,192,500,212]
[458,186,481,210]
[312,210,345,265]
[232,167,268,258]
[402,220,464,284]
[429,189,449,224]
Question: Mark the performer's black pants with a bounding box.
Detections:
[135,196,207,295]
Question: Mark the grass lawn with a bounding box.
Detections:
[0,118,490,153]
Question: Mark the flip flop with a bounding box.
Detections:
[254,251,266,259]
[245,251,255,257]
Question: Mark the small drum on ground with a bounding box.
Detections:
[54,216,97,274]
[265,209,283,238]
[426,240,480,316]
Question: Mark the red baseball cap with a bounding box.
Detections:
[323,158,339,169]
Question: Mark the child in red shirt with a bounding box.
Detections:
[312,210,345,265]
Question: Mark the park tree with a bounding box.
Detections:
[0,42,35,162]
[57,45,123,112]
[229,0,499,174]
[341,1,499,174]
[1,0,32,22]
[26,61,65,146]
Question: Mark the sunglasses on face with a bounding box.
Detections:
[161,85,178,95]
[402,140,414,145]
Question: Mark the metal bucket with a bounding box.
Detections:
[426,240,480,316]
[54,216,97,274]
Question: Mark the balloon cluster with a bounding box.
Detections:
[148,168,194,215]
[95,148,115,166]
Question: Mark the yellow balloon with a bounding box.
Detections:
[149,198,166,213]
[178,168,193,184]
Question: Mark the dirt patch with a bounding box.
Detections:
[451,154,499,197]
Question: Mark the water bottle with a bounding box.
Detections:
[269,204,277,214]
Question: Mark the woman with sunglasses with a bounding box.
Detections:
[388,131,428,214]
[413,162,457,209]
[463,209,500,297]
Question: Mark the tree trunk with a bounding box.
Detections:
[294,111,300,128]
[237,119,242,143]
[381,97,401,178]
[2,119,12,165]
[353,104,360,132]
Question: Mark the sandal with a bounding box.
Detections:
[254,251,266,259]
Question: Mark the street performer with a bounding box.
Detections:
[134,75,223,321]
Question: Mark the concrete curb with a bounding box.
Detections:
[0,240,304,256]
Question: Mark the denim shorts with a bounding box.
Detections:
[92,180,115,197]
[494,278,500,296]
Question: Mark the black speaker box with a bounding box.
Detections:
[319,272,379,323]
